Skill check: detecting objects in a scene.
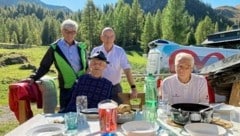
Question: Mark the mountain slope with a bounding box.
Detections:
[216,5,240,23]
[0,0,71,12]
[124,0,233,30]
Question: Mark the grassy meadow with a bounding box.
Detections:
[0,46,147,134]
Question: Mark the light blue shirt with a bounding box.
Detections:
[57,39,81,73]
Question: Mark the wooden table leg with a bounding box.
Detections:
[18,100,27,124]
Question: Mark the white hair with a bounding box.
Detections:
[175,52,194,67]
[101,27,115,36]
[61,19,78,31]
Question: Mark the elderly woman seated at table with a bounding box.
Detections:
[63,51,112,112]
[160,52,209,105]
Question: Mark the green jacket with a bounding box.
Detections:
[51,42,87,89]
[31,40,88,89]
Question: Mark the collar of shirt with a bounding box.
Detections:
[100,44,116,55]
[58,38,78,46]
[175,74,191,86]
[57,39,81,72]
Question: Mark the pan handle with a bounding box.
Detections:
[199,103,224,114]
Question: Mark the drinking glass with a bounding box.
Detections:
[130,98,142,120]
[64,112,78,134]
[158,98,169,120]
[76,95,88,113]
[230,110,240,134]
[98,99,118,135]
[212,112,221,121]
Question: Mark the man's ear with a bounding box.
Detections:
[100,35,103,42]
[103,63,107,68]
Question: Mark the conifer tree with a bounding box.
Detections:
[161,0,190,44]
[153,9,162,40]
[113,0,131,48]
[129,0,144,47]
[141,13,154,53]
[11,31,18,44]
[41,19,51,45]
[81,0,102,50]
[195,16,214,44]
[214,22,219,32]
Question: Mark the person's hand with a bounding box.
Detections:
[130,88,138,98]
[25,78,35,85]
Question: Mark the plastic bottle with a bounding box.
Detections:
[144,73,158,122]
[144,73,158,108]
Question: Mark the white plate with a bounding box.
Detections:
[121,121,158,136]
[184,123,226,136]
[81,108,99,119]
[81,108,98,114]
[26,124,65,136]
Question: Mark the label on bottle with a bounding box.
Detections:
[145,74,158,109]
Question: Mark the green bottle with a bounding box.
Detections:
[144,73,158,109]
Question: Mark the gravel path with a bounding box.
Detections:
[0,106,17,122]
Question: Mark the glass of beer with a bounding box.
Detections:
[98,99,118,135]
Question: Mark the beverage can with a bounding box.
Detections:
[98,99,118,134]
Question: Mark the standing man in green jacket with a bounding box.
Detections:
[30,19,88,112]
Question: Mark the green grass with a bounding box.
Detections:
[0,47,146,135]
[0,46,50,105]
[0,121,18,134]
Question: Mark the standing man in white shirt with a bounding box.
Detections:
[161,52,209,105]
[91,27,138,103]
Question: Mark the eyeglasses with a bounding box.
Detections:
[90,59,106,66]
[102,34,114,39]
[176,65,192,70]
[63,29,76,35]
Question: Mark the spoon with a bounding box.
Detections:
[199,103,224,113]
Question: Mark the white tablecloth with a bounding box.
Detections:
[6,105,240,136]
[5,113,125,136]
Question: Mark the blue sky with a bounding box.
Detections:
[201,0,240,8]
[41,0,118,11]
[41,0,240,12]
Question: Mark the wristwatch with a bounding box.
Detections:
[130,85,136,89]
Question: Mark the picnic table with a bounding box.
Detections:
[6,105,239,136]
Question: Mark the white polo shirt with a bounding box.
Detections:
[161,73,209,105]
[91,45,131,85]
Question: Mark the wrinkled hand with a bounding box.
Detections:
[130,88,138,98]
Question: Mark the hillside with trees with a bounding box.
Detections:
[0,0,238,53]
[0,0,71,11]
[216,5,240,25]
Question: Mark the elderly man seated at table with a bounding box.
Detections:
[63,51,112,112]
[161,52,209,105]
